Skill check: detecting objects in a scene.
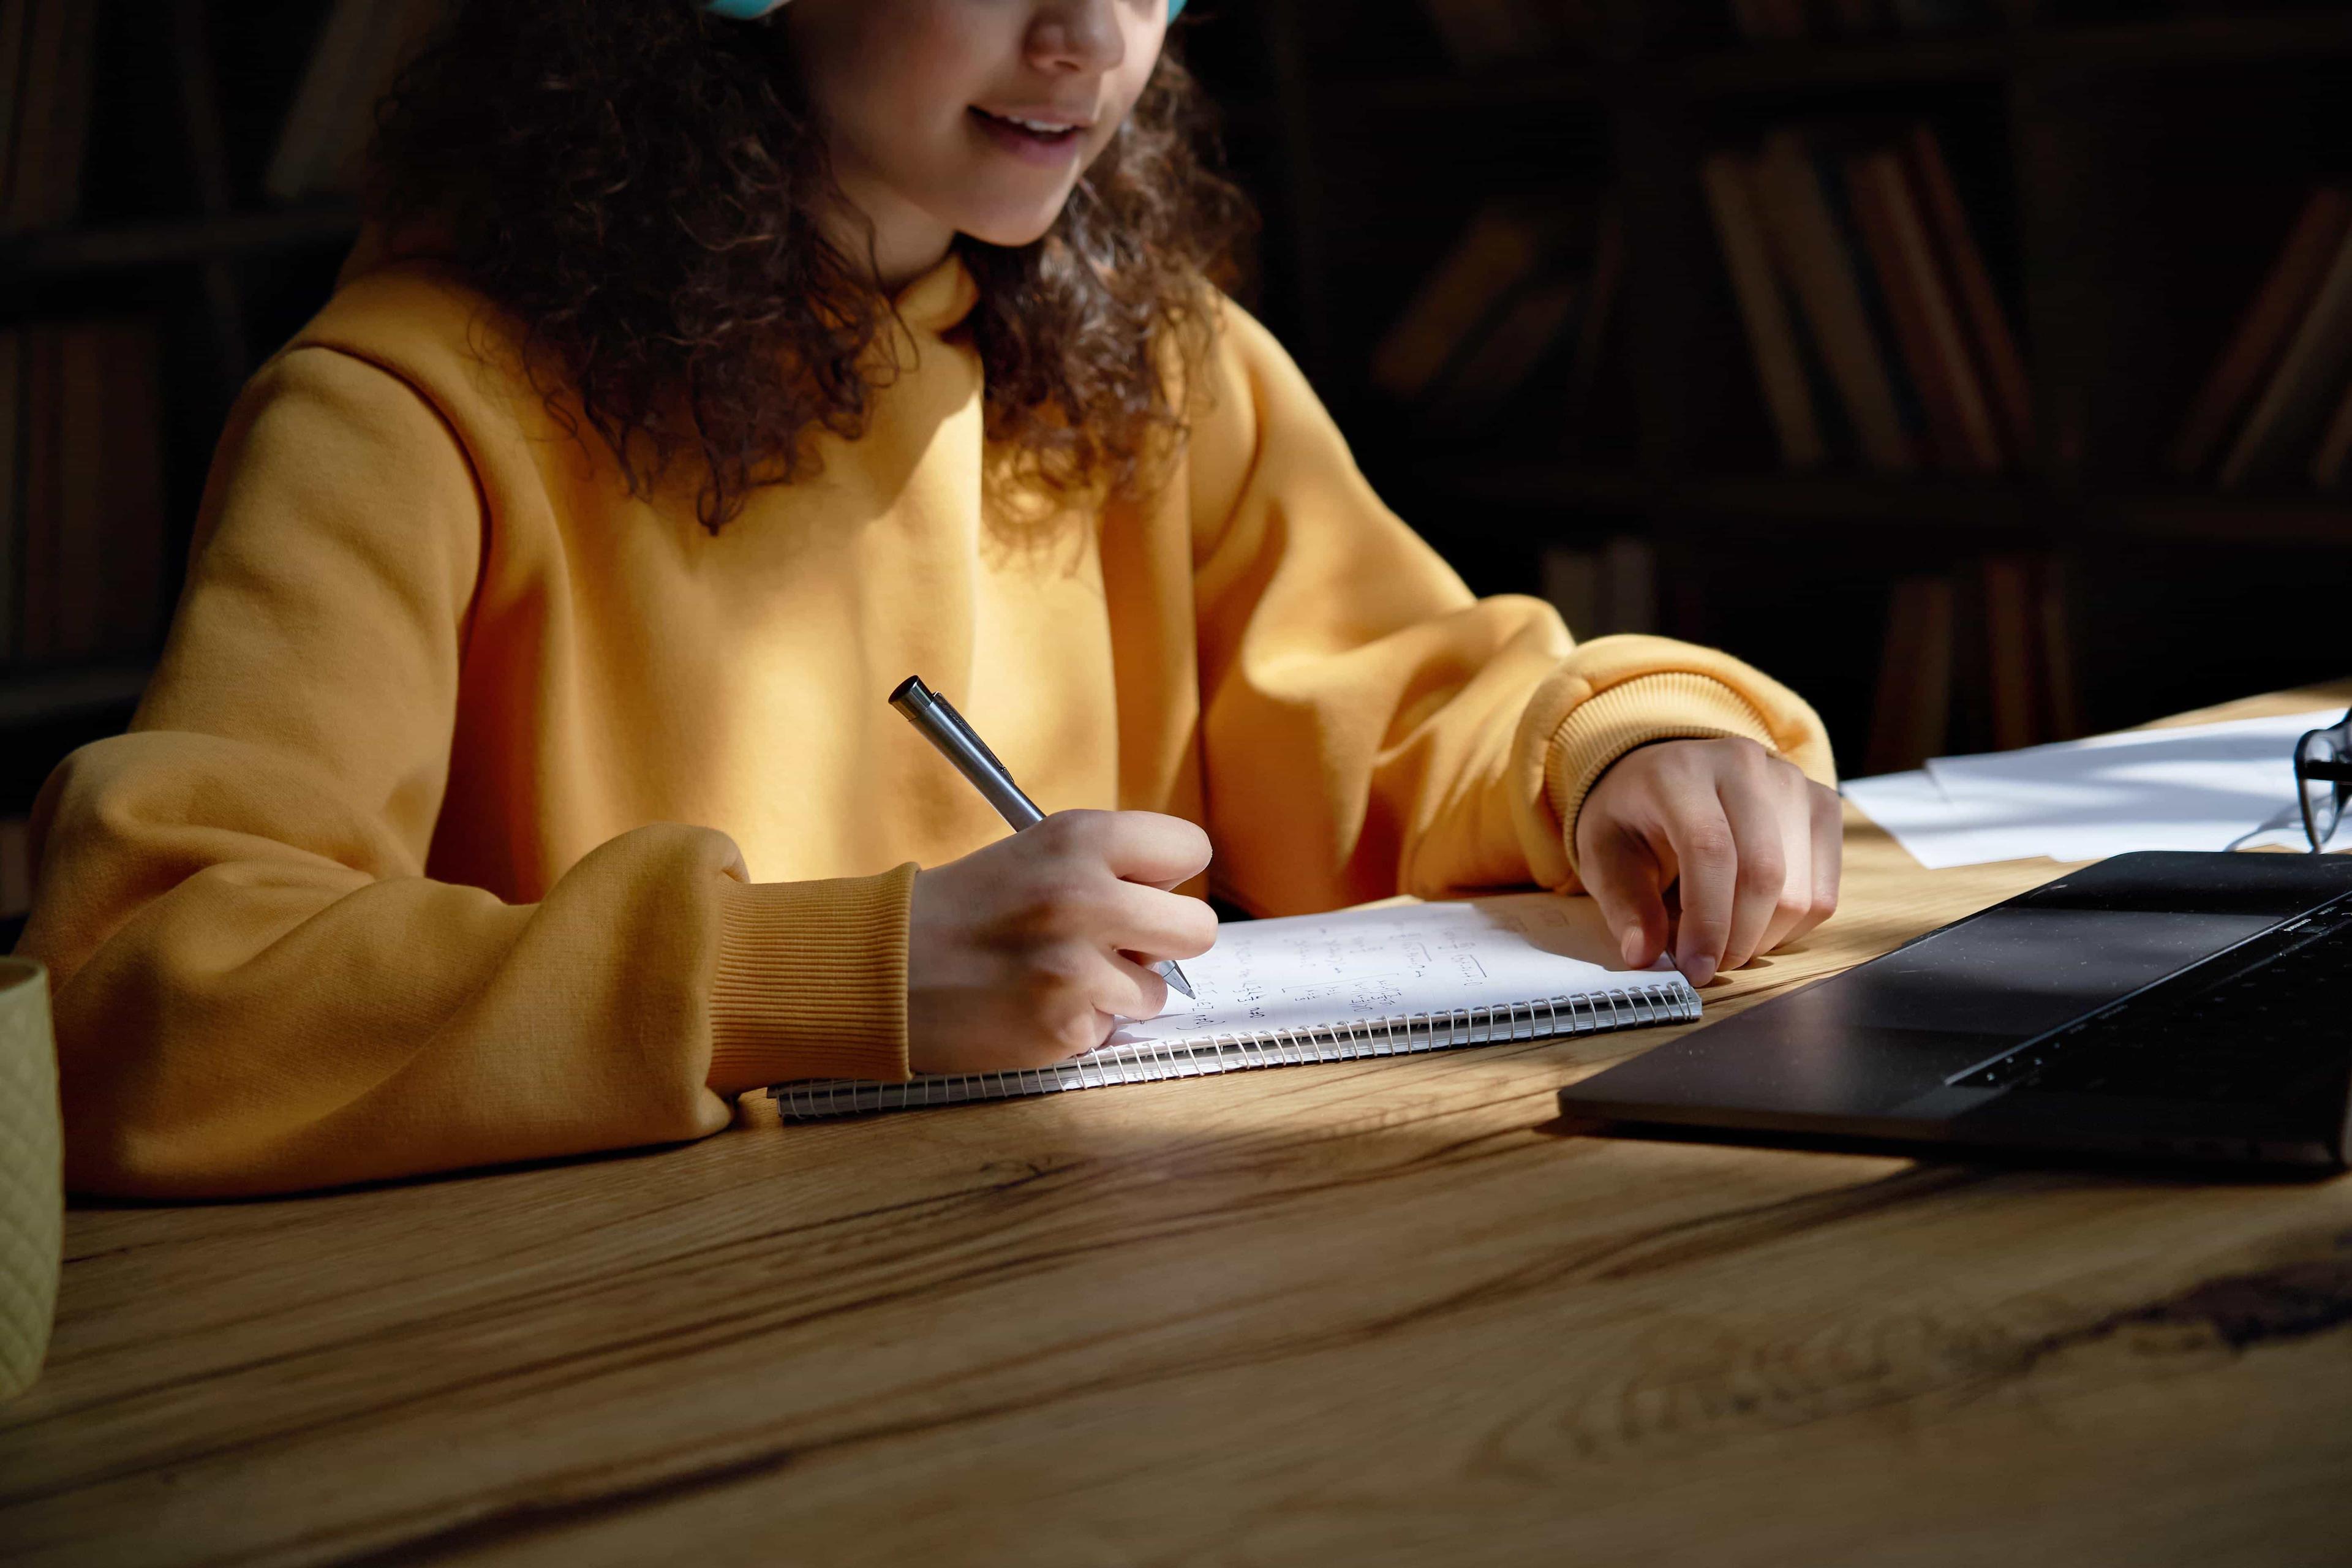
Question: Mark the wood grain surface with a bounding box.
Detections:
[6,687,2350,1568]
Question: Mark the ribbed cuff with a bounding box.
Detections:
[1545,671,1781,876]
[706,862,918,1095]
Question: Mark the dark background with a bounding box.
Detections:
[4,0,2350,910]
[1175,0,2352,764]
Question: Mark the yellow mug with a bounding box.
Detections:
[0,957,60,1400]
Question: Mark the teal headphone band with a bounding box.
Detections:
[707,1,1186,17]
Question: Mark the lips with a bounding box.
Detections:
[968,106,1091,165]
[976,108,1084,135]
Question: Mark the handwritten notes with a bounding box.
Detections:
[774,892,1698,1118]
[1098,892,1673,1061]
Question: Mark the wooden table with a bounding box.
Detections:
[7,688,2351,1567]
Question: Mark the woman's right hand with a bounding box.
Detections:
[905,810,1218,1076]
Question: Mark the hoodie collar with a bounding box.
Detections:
[890,251,980,336]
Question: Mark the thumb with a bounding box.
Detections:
[1577,821,1673,971]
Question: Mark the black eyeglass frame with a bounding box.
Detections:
[2294,709,2352,853]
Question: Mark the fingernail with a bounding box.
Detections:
[1620,930,1645,968]
[1684,956,1716,987]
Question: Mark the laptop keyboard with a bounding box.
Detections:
[1950,895,2352,1101]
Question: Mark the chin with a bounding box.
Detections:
[950,199,1073,252]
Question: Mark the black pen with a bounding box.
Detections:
[890,676,1196,1001]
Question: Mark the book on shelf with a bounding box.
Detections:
[1980,554,2039,753]
[1370,197,1624,434]
[2,320,168,669]
[1540,535,1657,641]
[1703,150,1825,468]
[1863,574,1955,775]
[2170,187,2350,478]
[1371,203,1556,402]
[265,0,447,203]
[2214,219,2352,489]
[1433,206,1623,429]
[1903,124,2033,458]
[1997,553,2076,748]
[1811,132,1938,466]
[1705,122,2029,476]
[1845,146,2002,472]
[1865,555,2072,772]
[2170,184,2352,492]
[1750,129,1913,472]
[0,0,100,234]
[1425,273,1584,422]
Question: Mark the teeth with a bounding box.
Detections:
[992,112,1076,135]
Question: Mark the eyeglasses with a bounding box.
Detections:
[2294,709,2352,851]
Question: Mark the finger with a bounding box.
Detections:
[1099,950,1173,1023]
[1047,1001,1120,1063]
[1711,771,1789,974]
[1065,809,1215,888]
[1093,879,1220,963]
[1072,944,1161,1030]
[1779,782,1844,948]
[1754,766,1819,957]
[1662,796,1740,986]
[1577,818,1672,970]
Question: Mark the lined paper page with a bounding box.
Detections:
[1092,892,1676,1060]
[772,893,1696,1120]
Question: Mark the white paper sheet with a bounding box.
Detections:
[1845,708,2342,869]
[1839,769,2013,869]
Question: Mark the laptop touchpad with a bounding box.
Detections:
[1572,908,2280,1117]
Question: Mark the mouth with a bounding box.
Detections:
[968,105,1091,160]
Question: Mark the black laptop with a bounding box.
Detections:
[1558,851,2352,1169]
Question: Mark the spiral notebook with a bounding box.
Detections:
[771,892,1700,1120]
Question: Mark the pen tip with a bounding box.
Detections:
[1164,963,1196,1001]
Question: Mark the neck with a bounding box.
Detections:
[824,167,956,293]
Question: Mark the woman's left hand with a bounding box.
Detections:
[1572,736,1842,986]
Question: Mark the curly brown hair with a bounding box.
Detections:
[368,0,1254,530]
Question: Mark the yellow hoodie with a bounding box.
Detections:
[19,255,1832,1196]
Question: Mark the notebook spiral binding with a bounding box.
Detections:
[770,980,1698,1121]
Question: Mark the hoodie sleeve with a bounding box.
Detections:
[18,345,911,1197]
[1185,300,1834,914]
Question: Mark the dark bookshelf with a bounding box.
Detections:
[1428,464,2049,532]
[0,0,368,835]
[1186,0,2352,765]
[1251,8,2352,118]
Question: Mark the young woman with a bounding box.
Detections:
[21,0,1839,1196]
